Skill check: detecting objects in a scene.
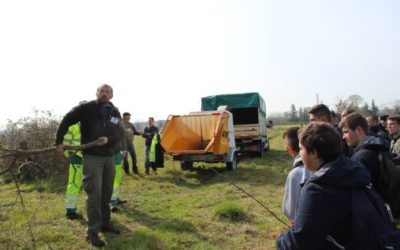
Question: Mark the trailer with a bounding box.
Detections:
[160,108,237,170]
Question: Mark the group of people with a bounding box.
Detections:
[279,104,400,249]
[54,84,400,248]
[55,84,161,247]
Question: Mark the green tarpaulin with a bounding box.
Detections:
[201,92,266,116]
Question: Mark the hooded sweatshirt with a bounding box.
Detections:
[282,155,312,221]
[351,136,390,190]
[277,155,371,250]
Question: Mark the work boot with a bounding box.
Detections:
[117,198,127,205]
[111,206,119,213]
[66,212,83,220]
[101,224,120,235]
[85,233,105,247]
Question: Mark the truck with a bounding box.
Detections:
[160,107,238,171]
[201,92,269,157]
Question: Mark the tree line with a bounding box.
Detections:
[268,95,400,125]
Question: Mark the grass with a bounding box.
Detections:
[0,125,299,249]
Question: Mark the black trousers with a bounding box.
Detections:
[123,141,138,173]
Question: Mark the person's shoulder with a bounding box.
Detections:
[287,165,305,180]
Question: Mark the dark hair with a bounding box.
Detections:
[388,115,400,124]
[283,127,300,153]
[308,104,332,122]
[340,113,368,133]
[367,115,379,123]
[299,123,342,162]
[380,114,389,121]
[123,112,131,117]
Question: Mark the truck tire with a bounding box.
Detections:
[259,141,264,157]
[180,161,193,170]
[226,154,238,171]
[265,139,270,151]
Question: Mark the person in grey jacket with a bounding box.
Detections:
[282,127,312,224]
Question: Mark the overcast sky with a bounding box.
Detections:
[1,0,399,127]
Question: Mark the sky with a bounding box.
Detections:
[1,0,399,127]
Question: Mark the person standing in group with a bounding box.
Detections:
[64,122,84,220]
[308,104,353,157]
[366,114,390,143]
[282,127,312,225]
[387,115,400,161]
[55,84,125,247]
[142,117,159,175]
[121,112,142,175]
[63,101,87,220]
[341,113,389,195]
[110,144,127,212]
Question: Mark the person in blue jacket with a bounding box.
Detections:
[276,122,371,250]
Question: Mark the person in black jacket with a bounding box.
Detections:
[341,113,390,197]
[276,123,371,250]
[308,104,353,157]
[142,117,159,175]
[55,84,125,247]
[366,115,390,143]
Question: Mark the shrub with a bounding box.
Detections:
[214,201,248,222]
[0,110,67,181]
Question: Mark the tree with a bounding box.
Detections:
[370,99,379,116]
[335,97,347,113]
[360,103,371,116]
[289,104,298,122]
[346,94,364,110]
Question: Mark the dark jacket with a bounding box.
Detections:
[370,125,390,145]
[351,136,390,190]
[55,100,125,156]
[277,155,371,250]
[143,126,159,147]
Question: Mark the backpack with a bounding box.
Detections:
[350,186,400,250]
[377,151,400,218]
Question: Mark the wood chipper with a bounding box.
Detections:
[159,107,237,170]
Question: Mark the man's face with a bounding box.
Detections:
[309,114,327,124]
[284,137,295,157]
[123,115,131,123]
[96,85,113,103]
[342,125,360,147]
[149,118,155,126]
[299,143,319,172]
[366,117,377,128]
[387,120,400,135]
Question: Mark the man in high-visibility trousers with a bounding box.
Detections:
[111,146,127,212]
[64,123,84,220]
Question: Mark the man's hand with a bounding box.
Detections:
[97,137,108,146]
[122,150,127,158]
[56,144,65,156]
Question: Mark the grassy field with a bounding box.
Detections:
[3,124,399,250]
[0,126,295,249]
